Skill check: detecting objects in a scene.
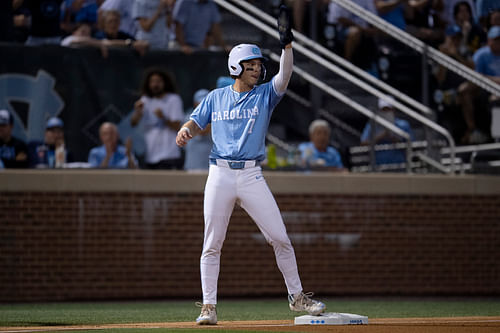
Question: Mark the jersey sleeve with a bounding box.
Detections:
[267,78,284,114]
[189,91,213,130]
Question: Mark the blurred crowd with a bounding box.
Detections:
[1,0,500,170]
[0,0,228,54]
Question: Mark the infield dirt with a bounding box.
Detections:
[2,316,500,333]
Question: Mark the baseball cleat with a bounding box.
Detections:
[288,292,326,316]
[196,303,217,325]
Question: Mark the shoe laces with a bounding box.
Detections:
[196,302,216,316]
[295,292,315,306]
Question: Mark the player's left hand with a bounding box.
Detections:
[176,127,192,147]
[277,4,294,49]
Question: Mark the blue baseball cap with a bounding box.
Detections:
[0,109,12,125]
[488,26,500,39]
[46,117,64,129]
[445,24,462,37]
[216,76,235,88]
[193,89,209,104]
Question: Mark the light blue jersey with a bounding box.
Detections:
[190,78,283,161]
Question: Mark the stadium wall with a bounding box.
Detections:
[1,170,499,301]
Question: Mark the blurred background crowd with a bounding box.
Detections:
[1,0,500,172]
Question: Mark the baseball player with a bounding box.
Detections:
[176,5,326,325]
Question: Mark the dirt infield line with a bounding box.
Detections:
[2,317,500,333]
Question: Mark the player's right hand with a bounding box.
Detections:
[176,127,192,147]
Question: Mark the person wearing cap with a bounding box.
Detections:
[435,24,475,86]
[183,88,211,171]
[27,116,74,168]
[457,25,500,144]
[215,76,235,89]
[88,122,137,169]
[0,109,28,168]
[298,119,345,170]
[361,97,414,168]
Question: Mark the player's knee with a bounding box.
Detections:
[270,235,293,252]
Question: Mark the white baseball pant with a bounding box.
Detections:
[200,162,303,304]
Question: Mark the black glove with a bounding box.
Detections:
[277,4,294,49]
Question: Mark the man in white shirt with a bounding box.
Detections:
[131,68,184,169]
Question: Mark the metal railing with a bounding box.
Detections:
[214,0,456,173]
[284,89,362,138]
[330,0,500,97]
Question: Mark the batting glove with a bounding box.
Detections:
[277,4,294,49]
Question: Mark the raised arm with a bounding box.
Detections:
[273,46,293,95]
[274,4,294,95]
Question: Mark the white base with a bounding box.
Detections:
[294,312,368,325]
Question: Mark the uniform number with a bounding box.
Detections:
[247,118,256,134]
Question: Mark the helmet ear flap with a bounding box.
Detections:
[230,64,242,76]
[236,63,244,77]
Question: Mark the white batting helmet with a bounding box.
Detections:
[227,44,265,76]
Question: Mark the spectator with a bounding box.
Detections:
[441,0,476,26]
[131,68,184,169]
[476,0,500,30]
[173,0,226,54]
[132,0,175,50]
[457,26,500,144]
[94,10,149,56]
[12,2,31,43]
[0,0,21,41]
[88,122,137,168]
[61,22,110,57]
[28,117,74,168]
[98,0,137,37]
[438,24,474,70]
[432,24,473,139]
[374,1,446,46]
[19,0,64,46]
[486,9,500,31]
[326,0,378,68]
[298,119,345,170]
[452,1,487,55]
[0,110,28,169]
[404,0,445,47]
[62,22,148,57]
[95,10,133,39]
[374,0,411,31]
[361,97,414,166]
[183,89,211,171]
[60,0,102,33]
